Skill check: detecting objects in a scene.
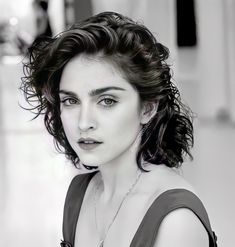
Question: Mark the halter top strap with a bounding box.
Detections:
[61,172,217,247]
[130,188,218,247]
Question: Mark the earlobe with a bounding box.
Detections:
[140,101,159,124]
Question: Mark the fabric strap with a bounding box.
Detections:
[61,172,217,247]
[62,172,96,245]
[130,188,218,247]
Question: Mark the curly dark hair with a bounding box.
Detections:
[21,11,194,171]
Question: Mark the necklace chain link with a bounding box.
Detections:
[94,170,142,247]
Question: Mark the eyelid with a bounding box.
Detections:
[60,96,79,106]
[98,94,119,99]
[59,94,119,105]
[98,95,118,102]
[98,96,118,102]
[98,96,118,108]
[60,93,118,99]
[60,95,78,100]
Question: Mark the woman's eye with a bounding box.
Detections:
[61,98,78,106]
[99,97,117,107]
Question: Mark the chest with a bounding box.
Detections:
[73,167,194,247]
[74,192,154,247]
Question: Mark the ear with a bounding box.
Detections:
[140,101,159,125]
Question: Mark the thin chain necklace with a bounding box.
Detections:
[94,170,142,247]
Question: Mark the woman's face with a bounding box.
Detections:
[59,54,145,167]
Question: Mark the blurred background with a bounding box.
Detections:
[0,0,234,246]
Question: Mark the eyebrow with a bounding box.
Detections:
[59,86,126,97]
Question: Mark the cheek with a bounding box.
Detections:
[60,111,77,140]
[106,104,141,139]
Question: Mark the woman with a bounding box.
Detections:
[21,11,217,247]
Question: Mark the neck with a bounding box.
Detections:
[97,136,142,201]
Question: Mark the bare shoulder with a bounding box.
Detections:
[153,208,209,247]
[142,163,197,195]
[140,164,209,246]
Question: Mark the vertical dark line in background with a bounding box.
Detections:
[64,0,93,27]
[73,0,93,21]
[176,0,197,47]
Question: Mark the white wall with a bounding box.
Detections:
[0,0,65,39]
[0,0,35,36]
[91,0,176,52]
[197,0,229,120]
[48,0,65,34]
[224,0,235,122]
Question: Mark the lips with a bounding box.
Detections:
[77,138,102,151]
[78,137,102,144]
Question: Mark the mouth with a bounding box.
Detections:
[77,138,103,151]
[78,142,102,151]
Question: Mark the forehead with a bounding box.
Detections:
[59,54,136,93]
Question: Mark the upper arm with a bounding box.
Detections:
[153,208,209,247]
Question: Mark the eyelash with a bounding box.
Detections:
[60,96,118,108]
[60,97,78,106]
[98,97,118,107]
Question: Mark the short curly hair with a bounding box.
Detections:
[21,11,194,171]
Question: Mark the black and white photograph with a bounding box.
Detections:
[0,0,234,246]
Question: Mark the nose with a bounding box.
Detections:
[78,104,97,132]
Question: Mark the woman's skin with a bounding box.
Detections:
[59,54,209,247]
[59,54,157,199]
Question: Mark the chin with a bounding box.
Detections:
[80,157,110,168]
[78,149,126,167]
[78,156,101,167]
